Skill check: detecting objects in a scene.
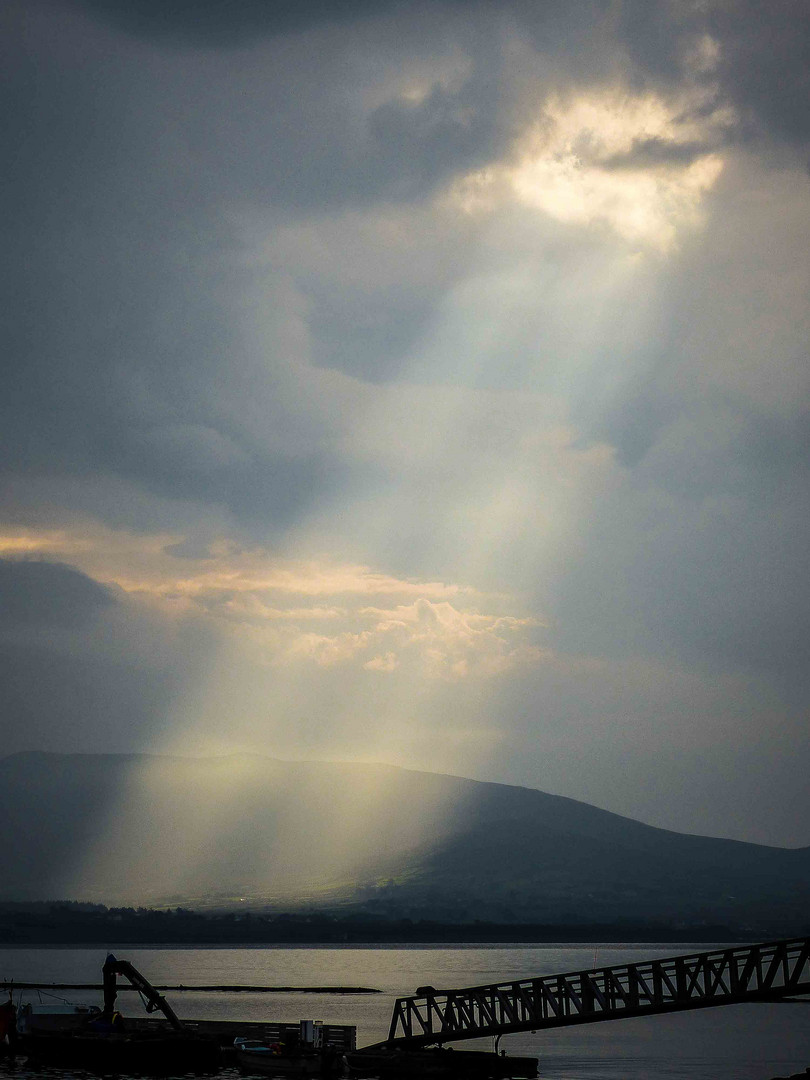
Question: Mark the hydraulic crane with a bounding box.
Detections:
[102,953,183,1030]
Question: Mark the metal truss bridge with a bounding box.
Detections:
[384,936,810,1047]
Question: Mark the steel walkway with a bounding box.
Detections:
[384,936,810,1047]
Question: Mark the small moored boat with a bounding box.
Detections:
[233,1022,348,1077]
[234,1035,327,1075]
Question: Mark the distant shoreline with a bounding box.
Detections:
[0,904,780,946]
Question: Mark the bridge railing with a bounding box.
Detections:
[386,936,810,1046]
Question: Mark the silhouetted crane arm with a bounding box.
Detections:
[102,953,183,1030]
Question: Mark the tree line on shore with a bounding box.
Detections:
[0,901,753,944]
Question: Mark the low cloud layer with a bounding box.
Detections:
[2,0,809,847]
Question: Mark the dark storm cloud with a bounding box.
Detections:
[0,641,175,750]
[711,0,810,148]
[546,480,810,683]
[3,7,234,485]
[614,0,810,150]
[2,6,359,530]
[2,0,506,532]
[0,558,214,753]
[4,0,806,548]
[307,281,434,384]
[614,0,708,83]
[0,559,114,627]
[557,228,810,687]
[365,81,503,205]
[0,558,138,746]
[601,137,717,170]
[66,0,442,47]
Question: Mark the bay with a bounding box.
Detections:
[1,943,808,1079]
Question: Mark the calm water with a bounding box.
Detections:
[1,944,808,1079]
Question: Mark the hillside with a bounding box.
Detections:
[1,752,808,932]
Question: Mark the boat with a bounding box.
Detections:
[17,953,222,1074]
[17,1001,102,1033]
[234,1035,331,1076]
[233,1020,352,1076]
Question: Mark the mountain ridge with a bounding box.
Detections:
[2,751,808,932]
[5,749,801,851]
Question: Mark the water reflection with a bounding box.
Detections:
[1,945,808,1080]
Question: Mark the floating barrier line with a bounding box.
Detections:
[0,982,381,994]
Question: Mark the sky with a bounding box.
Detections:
[2,0,809,848]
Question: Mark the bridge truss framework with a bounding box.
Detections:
[385,936,810,1047]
